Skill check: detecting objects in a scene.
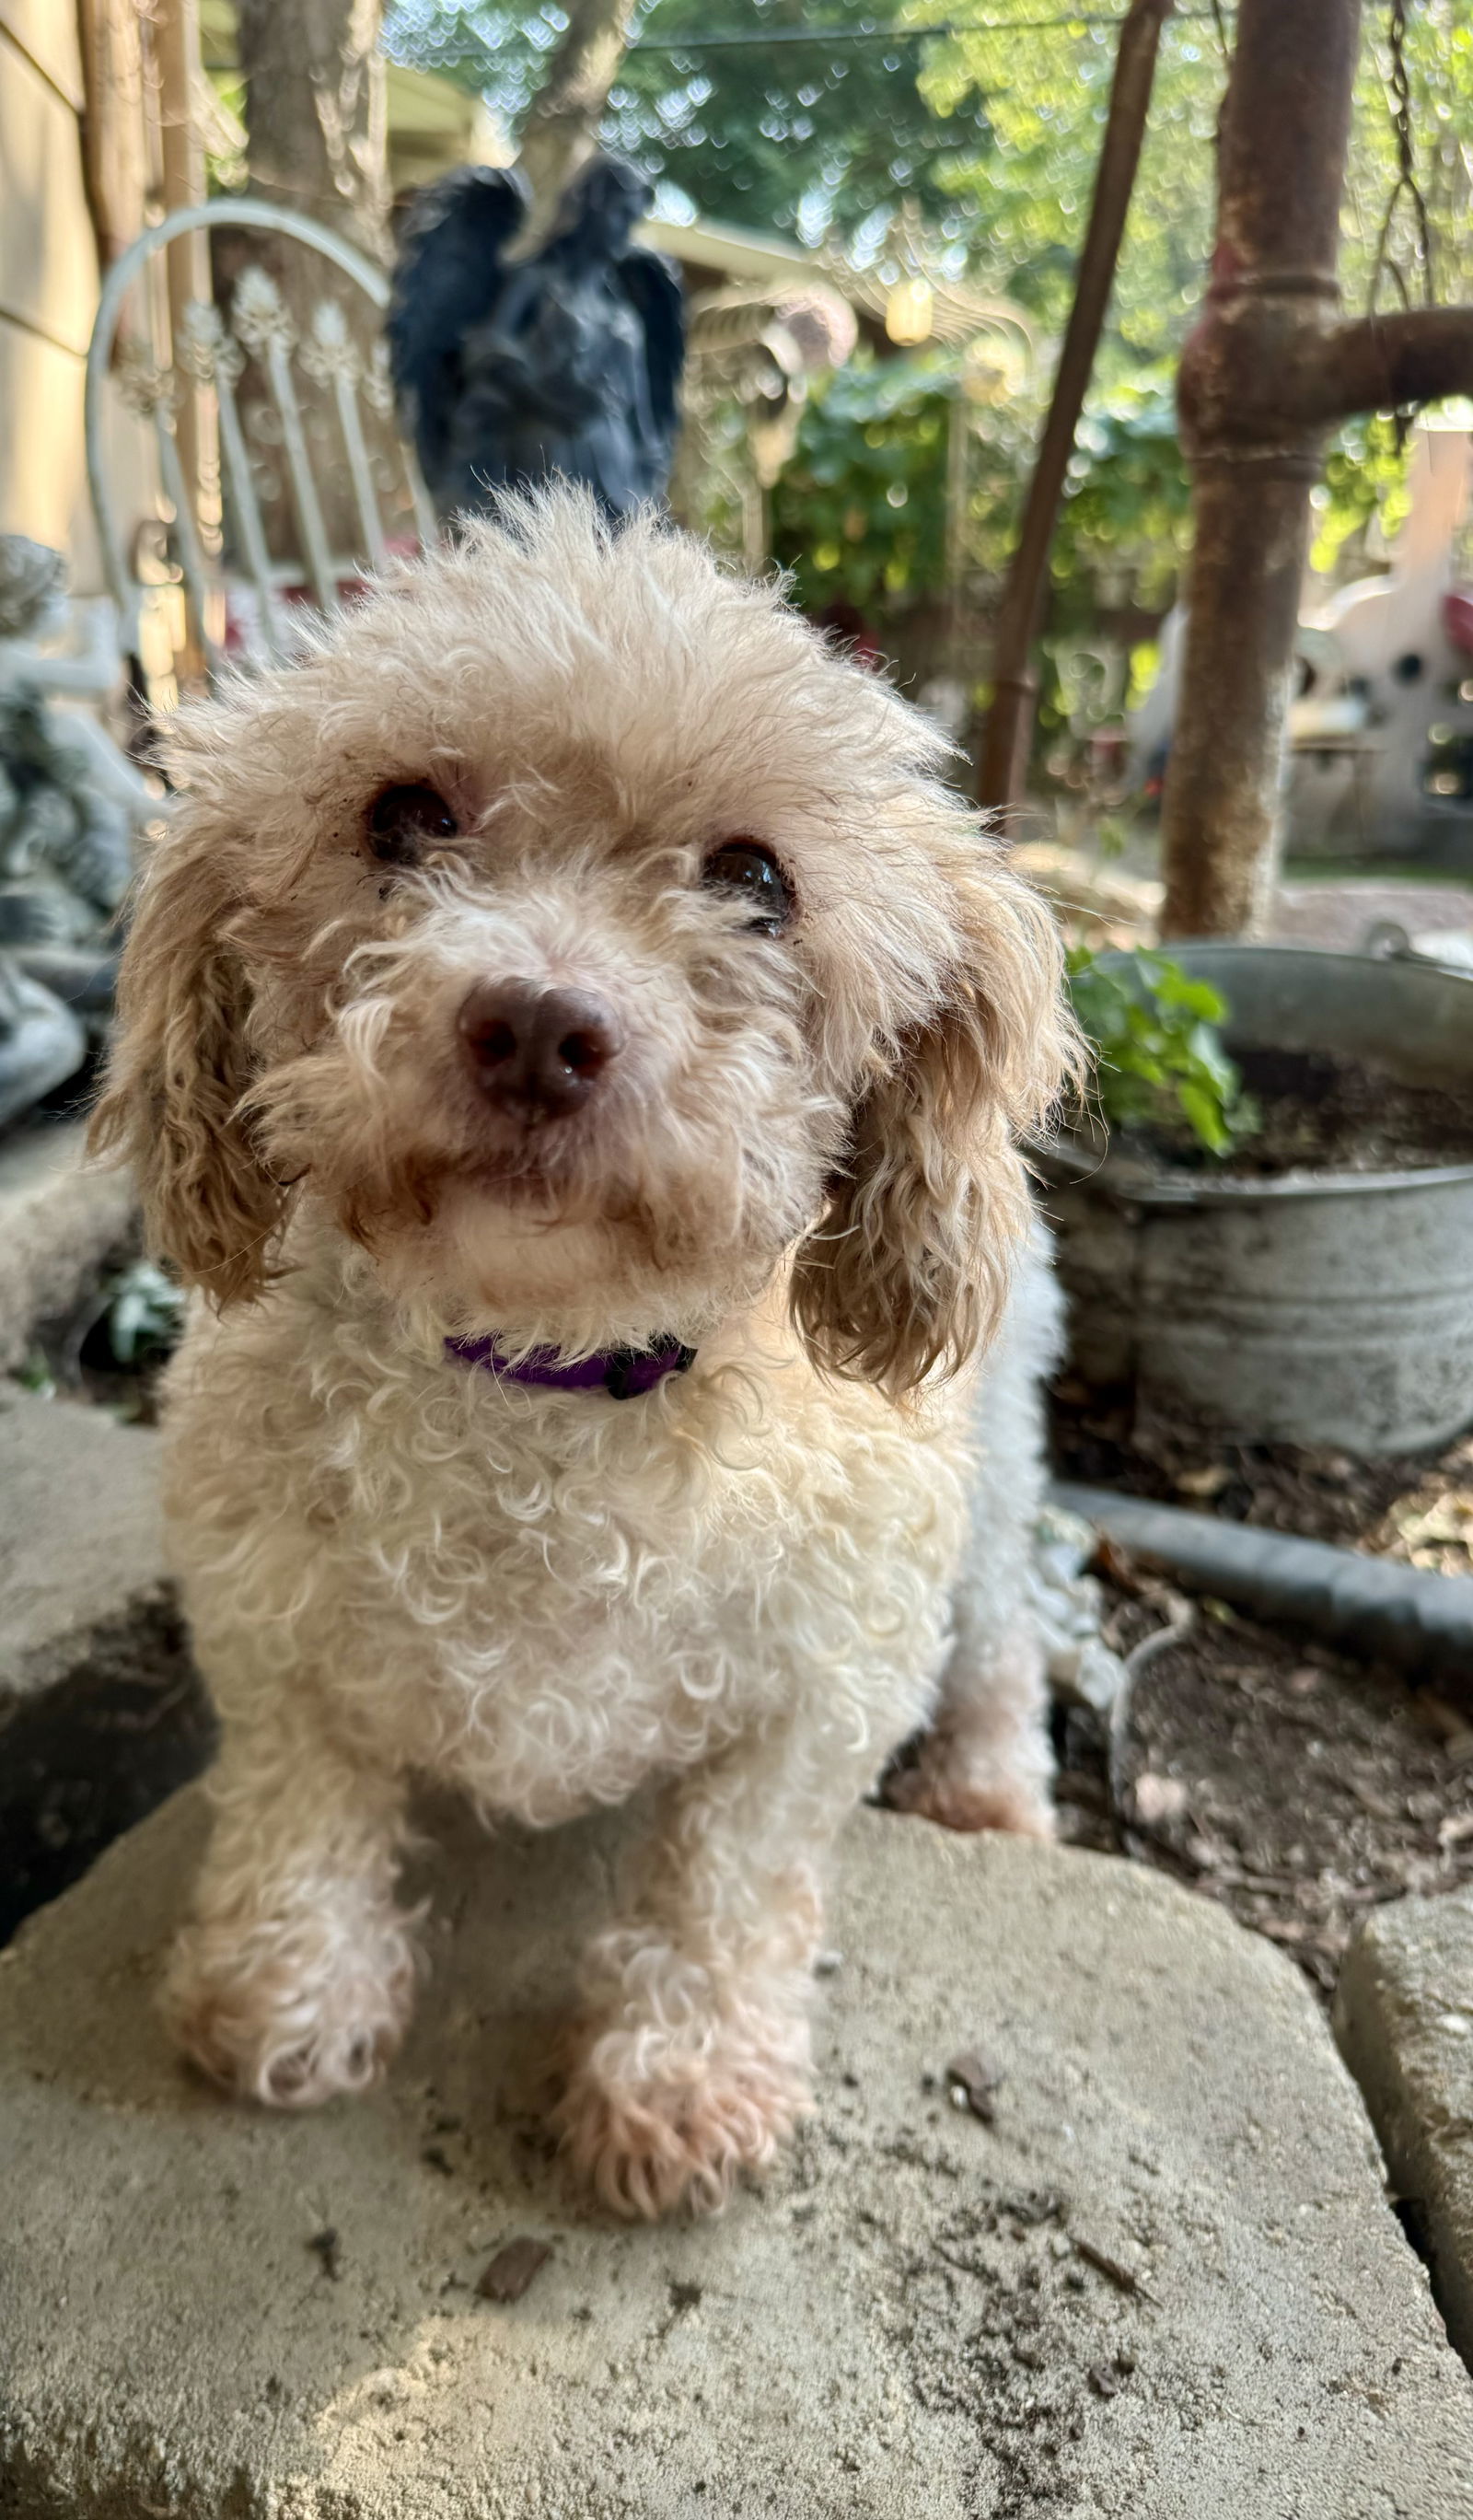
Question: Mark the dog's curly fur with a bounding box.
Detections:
[92,488,1075,2217]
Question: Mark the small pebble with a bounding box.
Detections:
[477,2237,552,2303]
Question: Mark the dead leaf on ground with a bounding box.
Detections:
[477,2237,552,2303]
[1091,1534,1146,1594]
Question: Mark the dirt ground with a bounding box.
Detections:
[1050,1375,1473,1997]
[1050,1535,1473,2001]
[1051,1376,1473,1579]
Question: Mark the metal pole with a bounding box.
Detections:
[975,0,1175,815]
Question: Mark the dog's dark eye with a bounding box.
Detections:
[702,840,792,935]
[366,782,458,866]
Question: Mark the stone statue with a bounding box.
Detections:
[388,154,685,525]
[0,537,153,1131]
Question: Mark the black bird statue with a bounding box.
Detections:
[388,154,685,527]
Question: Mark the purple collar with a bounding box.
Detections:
[445,1331,696,1400]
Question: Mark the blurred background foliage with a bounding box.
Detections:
[766,359,1191,614]
[382,0,1462,712]
[385,0,1473,357]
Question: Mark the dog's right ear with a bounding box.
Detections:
[89,805,283,1305]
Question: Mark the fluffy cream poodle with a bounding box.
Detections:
[92,489,1073,2218]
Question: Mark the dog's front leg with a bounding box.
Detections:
[164,1701,418,2108]
[555,1721,869,2219]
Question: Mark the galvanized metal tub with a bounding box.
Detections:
[1042,945,1473,1455]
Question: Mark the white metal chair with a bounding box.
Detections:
[85,198,435,703]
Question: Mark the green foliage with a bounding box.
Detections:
[769,354,1189,626]
[768,355,949,613]
[921,15,1221,362]
[605,0,984,237]
[1311,411,1414,575]
[924,1,1473,369]
[1053,373,1190,613]
[1065,947,1257,1157]
[768,352,1029,611]
[387,2,1473,364]
[384,0,985,238]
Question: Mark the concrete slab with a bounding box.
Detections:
[0,1387,164,1698]
[0,1120,136,1376]
[3,1794,1472,2518]
[0,1390,209,1944]
[1338,1884,1473,2374]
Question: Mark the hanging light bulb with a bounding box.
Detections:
[884,203,935,345]
[885,274,934,346]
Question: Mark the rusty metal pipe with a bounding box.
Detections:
[1055,1482,1473,1699]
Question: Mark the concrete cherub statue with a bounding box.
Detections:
[0,536,154,1129]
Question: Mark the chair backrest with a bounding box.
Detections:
[86,198,435,703]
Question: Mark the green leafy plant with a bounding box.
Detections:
[1065,946,1258,1157]
[768,351,1022,614]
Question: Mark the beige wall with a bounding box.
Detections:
[0,2,104,574]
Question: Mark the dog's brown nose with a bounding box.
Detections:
[458,980,623,1120]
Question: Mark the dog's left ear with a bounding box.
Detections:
[88,797,284,1306]
[791,842,1074,1402]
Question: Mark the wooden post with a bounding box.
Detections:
[975,0,1175,814]
[152,0,215,552]
[149,0,218,667]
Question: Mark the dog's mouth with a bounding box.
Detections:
[466,1161,562,1209]
[450,1136,626,1228]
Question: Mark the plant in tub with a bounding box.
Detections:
[1065,946,1258,1158]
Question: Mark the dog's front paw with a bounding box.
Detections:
[164,1910,419,2108]
[556,2029,810,2219]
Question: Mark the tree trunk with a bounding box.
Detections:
[235,0,389,262]
[513,0,641,245]
[976,0,1175,813]
[154,0,215,562]
[231,0,395,569]
[1162,0,1473,935]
